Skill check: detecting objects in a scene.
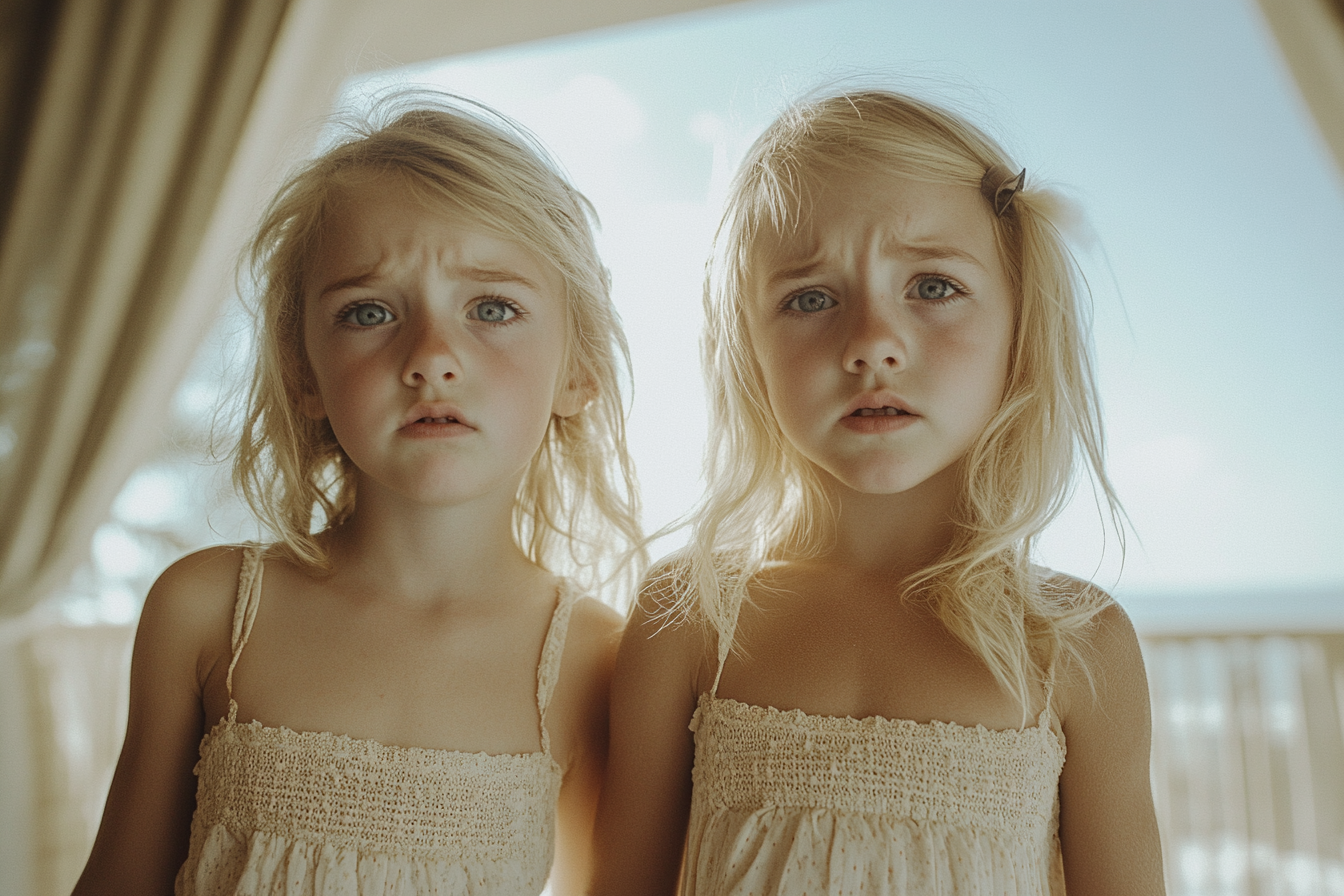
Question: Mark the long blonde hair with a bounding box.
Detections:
[674,90,1119,709]
[233,92,645,600]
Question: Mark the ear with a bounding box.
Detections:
[552,372,594,418]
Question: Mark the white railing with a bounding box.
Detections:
[1145,633,1344,896]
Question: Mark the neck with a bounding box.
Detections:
[316,475,546,606]
[801,463,963,583]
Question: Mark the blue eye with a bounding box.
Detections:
[787,289,836,313]
[913,277,960,301]
[342,303,393,327]
[470,299,518,322]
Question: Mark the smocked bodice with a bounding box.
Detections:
[176,546,574,896]
[683,694,1066,895]
[681,598,1068,896]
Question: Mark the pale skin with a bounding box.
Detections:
[73,172,620,895]
[591,171,1164,895]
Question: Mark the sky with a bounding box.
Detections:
[342,0,1344,606]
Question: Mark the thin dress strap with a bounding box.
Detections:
[1037,660,1058,730]
[224,546,266,723]
[536,580,579,756]
[708,595,743,699]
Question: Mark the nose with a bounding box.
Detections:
[401,316,459,387]
[842,298,906,374]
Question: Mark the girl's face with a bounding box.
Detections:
[745,169,1014,498]
[300,172,581,508]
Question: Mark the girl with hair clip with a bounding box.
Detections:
[592,90,1164,895]
[73,93,642,896]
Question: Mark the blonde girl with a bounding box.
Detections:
[593,90,1164,895]
[73,93,642,895]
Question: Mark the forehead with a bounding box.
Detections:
[749,168,1003,282]
[304,171,562,297]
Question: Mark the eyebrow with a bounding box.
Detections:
[886,242,988,269]
[316,265,542,300]
[764,258,825,288]
[764,241,989,288]
[457,265,542,290]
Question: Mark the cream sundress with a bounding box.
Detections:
[176,546,576,895]
[682,610,1067,896]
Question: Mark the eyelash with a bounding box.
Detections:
[779,289,836,314]
[333,296,527,328]
[910,275,969,304]
[468,296,525,324]
[778,275,970,314]
[336,301,393,328]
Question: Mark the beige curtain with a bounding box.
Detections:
[0,0,293,622]
[1256,0,1344,177]
[22,624,135,896]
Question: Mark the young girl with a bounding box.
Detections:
[73,94,642,895]
[592,90,1165,895]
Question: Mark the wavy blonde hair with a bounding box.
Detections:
[672,90,1120,710]
[233,92,644,601]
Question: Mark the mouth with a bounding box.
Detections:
[850,407,911,418]
[400,405,473,432]
[840,394,917,432]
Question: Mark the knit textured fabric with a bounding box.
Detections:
[682,614,1067,894]
[176,546,574,895]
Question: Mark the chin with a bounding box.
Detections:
[856,480,926,496]
[828,462,948,497]
[831,473,921,496]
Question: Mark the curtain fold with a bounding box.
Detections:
[24,624,135,896]
[0,0,293,621]
[1256,0,1344,178]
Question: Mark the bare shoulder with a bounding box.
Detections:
[152,542,247,591]
[556,594,623,695]
[1045,573,1148,730]
[138,545,247,670]
[565,595,623,660]
[618,561,719,699]
[148,544,247,608]
[1038,568,1115,611]
[548,593,622,769]
[1047,577,1166,890]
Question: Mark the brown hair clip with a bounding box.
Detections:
[981,165,1026,217]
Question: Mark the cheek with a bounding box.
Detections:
[497,337,568,417]
[308,344,357,395]
[305,341,388,426]
[946,318,1013,417]
[756,359,817,445]
[747,335,795,417]
[747,318,802,390]
[301,314,341,391]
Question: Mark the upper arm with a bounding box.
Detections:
[550,597,621,896]
[1057,599,1166,895]
[71,546,240,896]
[589,581,709,896]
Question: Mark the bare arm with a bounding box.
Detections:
[551,599,621,896]
[1057,601,1166,895]
[589,587,708,896]
[71,548,239,896]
